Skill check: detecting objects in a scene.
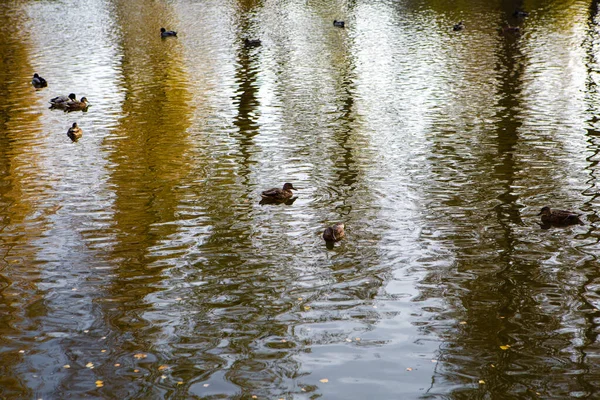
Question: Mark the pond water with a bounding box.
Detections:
[2,0,600,398]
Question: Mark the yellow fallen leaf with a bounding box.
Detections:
[133,369,139,373]
[301,388,306,392]
[95,380,104,387]
[319,378,329,383]
[252,396,257,399]
[158,365,169,371]
[101,350,106,353]
[459,321,467,325]
[134,353,147,359]
[161,375,167,379]
[479,380,485,384]
[177,381,184,385]
[297,297,302,301]
[114,363,121,367]
[406,367,413,371]
[500,345,511,350]
[18,350,25,353]
[86,362,94,369]
[63,364,71,369]
[304,306,311,310]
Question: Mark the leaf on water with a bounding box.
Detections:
[355,338,361,341]
[280,339,287,343]
[297,297,302,301]
[459,321,467,325]
[345,339,352,342]
[101,350,106,353]
[86,362,94,369]
[63,364,71,369]
[158,365,169,371]
[406,367,413,371]
[500,345,511,350]
[301,388,306,392]
[319,378,329,383]
[134,353,147,359]
[479,380,485,384]
[304,306,311,310]
[175,297,182,301]
[100,337,106,340]
[18,350,25,353]
[133,369,139,373]
[84,330,89,333]
[161,375,167,379]
[177,381,184,385]
[251,396,257,399]
[203,384,209,387]
[114,363,121,367]
[95,380,104,388]
[72,288,77,291]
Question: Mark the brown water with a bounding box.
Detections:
[1,0,600,398]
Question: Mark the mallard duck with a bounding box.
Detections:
[65,97,89,112]
[537,206,583,225]
[323,223,345,242]
[513,9,529,17]
[50,93,76,105]
[261,183,296,201]
[244,38,261,47]
[67,123,83,141]
[453,21,465,31]
[160,28,177,37]
[32,73,48,88]
[333,20,345,28]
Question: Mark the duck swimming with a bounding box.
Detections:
[32,73,47,88]
[244,38,261,47]
[261,183,296,201]
[65,97,89,112]
[67,123,82,141]
[160,28,177,37]
[333,20,345,28]
[453,21,465,31]
[323,223,345,242]
[50,93,76,106]
[537,206,583,226]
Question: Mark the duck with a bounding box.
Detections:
[32,73,48,88]
[65,97,89,112]
[453,21,465,31]
[261,183,296,201]
[160,28,177,38]
[50,93,76,106]
[500,22,521,35]
[323,223,345,242]
[244,38,262,47]
[513,9,529,17]
[67,123,83,141]
[537,206,583,225]
[333,20,345,28]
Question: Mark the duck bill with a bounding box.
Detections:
[536,211,543,216]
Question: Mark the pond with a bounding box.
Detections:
[1,0,600,398]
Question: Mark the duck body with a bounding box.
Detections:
[261,183,296,201]
[323,223,345,242]
[453,21,465,31]
[244,38,261,47]
[50,93,76,106]
[333,20,345,28]
[160,28,177,37]
[67,123,83,141]
[32,73,48,88]
[65,97,89,112]
[538,206,583,225]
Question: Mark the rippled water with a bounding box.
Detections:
[2,0,600,398]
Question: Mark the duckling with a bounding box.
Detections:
[333,20,345,28]
[261,183,296,201]
[244,38,262,47]
[32,73,47,88]
[453,21,465,31]
[50,93,76,106]
[537,206,583,225]
[67,122,83,141]
[323,223,345,242]
[65,97,89,112]
[160,28,177,38]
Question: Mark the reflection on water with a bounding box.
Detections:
[1,0,600,398]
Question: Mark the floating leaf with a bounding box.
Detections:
[304,306,311,311]
[134,353,147,359]
[72,288,77,291]
[406,367,413,371]
[280,339,287,343]
[319,378,329,383]
[18,350,25,354]
[355,338,361,341]
[161,375,167,379]
[175,297,182,301]
[84,330,89,333]
[158,365,169,371]
[133,369,139,373]
[479,380,485,384]
[95,380,104,387]
[251,396,257,399]
[86,362,94,369]
[63,364,71,369]
[345,339,352,342]
[114,363,121,367]
[203,384,209,387]
[101,350,106,353]
[459,321,467,325]
[177,381,184,385]
[500,345,511,351]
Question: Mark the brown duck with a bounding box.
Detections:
[261,183,296,201]
[323,223,345,242]
[537,206,583,225]
[65,97,89,112]
[67,123,82,141]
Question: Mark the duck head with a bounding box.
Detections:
[283,183,296,191]
[537,206,551,216]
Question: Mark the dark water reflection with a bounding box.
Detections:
[2,0,600,398]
